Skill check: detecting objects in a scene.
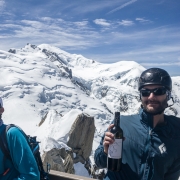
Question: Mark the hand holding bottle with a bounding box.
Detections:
[103,124,115,154]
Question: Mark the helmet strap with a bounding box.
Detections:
[167,97,175,107]
[166,91,171,101]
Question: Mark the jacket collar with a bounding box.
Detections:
[140,109,154,129]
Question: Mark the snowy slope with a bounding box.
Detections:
[0,44,112,135]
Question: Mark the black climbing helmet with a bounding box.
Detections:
[138,68,172,91]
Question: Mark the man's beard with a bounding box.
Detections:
[142,98,168,115]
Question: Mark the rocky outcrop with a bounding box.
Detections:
[8,49,16,54]
[42,148,74,174]
[67,113,95,163]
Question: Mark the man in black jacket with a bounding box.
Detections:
[94,68,180,180]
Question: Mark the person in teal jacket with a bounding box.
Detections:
[0,122,40,179]
[94,68,180,180]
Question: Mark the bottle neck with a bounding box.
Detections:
[114,112,120,126]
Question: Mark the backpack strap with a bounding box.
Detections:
[0,124,24,160]
[0,124,11,160]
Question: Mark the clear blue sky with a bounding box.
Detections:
[0,0,180,76]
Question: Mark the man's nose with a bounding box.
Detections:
[148,92,155,98]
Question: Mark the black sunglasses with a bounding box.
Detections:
[140,87,167,97]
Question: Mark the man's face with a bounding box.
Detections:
[140,85,168,114]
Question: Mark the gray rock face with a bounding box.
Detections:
[42,148,74,174]
[67,113,95,163]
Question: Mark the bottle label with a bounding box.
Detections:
[108,139,122,159]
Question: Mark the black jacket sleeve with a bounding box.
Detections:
[164,157,180,180]
[94,134,108,168]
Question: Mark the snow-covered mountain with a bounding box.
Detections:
[1,43,180,177]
